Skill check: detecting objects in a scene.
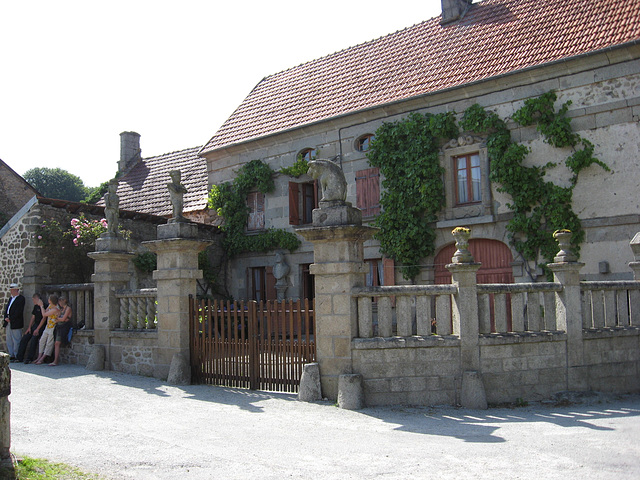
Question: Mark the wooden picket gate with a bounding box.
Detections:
[189,297,316,392]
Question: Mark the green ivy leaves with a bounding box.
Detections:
[208,159,301,257]
[368,112,457,280]
[369,92,609,281]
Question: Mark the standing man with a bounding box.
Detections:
[3,283,25,361]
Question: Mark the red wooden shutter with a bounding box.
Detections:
[356,168,380,217]
[289,182,299,225]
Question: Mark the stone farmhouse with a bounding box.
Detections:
[199,0,640,303]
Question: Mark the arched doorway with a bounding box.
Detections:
[434,239,514,332]
[434,238,514,284]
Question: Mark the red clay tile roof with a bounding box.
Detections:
[101,147,208,218]
[200,0,640,155]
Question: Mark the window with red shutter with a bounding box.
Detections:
[356,167,380,217]
[289,181,317,225]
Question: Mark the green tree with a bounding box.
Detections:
[24,167,88,202]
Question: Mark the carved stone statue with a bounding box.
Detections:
[103,179,120,236]
[273,250,290,300]
[168,170,188,222]
[307,159,347,204]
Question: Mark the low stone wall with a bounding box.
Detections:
[479,333,567,404]
[61,330,159,378]
[351,328,640,406]
[583,328,640,392]
[352,336,460,406]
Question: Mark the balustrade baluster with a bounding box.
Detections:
[510,292,525,332]
[377,297,393,337]
[477,294,491,334]
[494,293,508,333]
[527,291,542,331]
[435,295,451,335]
[396,296,412,337]
[357,297,373,338]
[604,290,617,327]
[416,296,432,336]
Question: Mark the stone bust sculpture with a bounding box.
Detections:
[307,159,347,203]
[168,170,188,222]
[103,179,120,236]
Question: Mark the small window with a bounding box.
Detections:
[246,192,265,231]
[455,153,481,205]
[299,148,316,162]
[289,181,318,225]
[356,134,375,152]
[249,266,276,302]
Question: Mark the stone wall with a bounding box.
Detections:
[351,329,640,407]
[61,330,158,378]
[352,337,460,406]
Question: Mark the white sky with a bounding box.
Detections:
[0,1,442,188]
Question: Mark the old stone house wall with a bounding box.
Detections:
[204,45,640,300]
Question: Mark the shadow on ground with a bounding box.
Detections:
[12,363,640,443]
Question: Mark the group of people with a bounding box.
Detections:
[3,283,73,366]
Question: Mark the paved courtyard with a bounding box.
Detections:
[8,363,640,479]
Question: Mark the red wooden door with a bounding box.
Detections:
[434,239,514,284]
[434,239,514,332]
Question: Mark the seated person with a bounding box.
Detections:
[16,293,46,364]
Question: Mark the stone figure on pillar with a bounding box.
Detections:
[103,179,120,237]
[273,251,290,300]
[306,159,361,227]
[307,159,347,204]
[168,170,188,223]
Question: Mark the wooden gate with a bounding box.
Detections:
[189,297,316,392]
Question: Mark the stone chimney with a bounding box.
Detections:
[441,0,472,25]
[119,131,141,173]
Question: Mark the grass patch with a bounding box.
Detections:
[4,455,104,480]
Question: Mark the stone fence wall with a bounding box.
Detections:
[348,232,640,407]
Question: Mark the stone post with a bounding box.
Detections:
[445,227,486,409]
[0,353,11,469]
[297,222,375,400]
[87,236,133,369]
[143,222,210,382]
[547,230,585,391]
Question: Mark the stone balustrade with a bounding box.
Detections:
[476,282,563,334]
[115,289,157,330]
[43,283,94,329]
[352,285,456,337]
[580,280,640,329]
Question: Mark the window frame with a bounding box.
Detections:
[355,134,375,152]
[441,137,493,221]
[289,180,318,225]
[454,153,482,206]
[246,191,265,231]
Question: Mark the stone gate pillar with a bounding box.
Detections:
[88,236,133,368]
[144,223,210,382]
[547,230,585,391]
[446,227,486,409]
[297,206,376,400]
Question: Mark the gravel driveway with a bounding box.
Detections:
[8,363,640,479]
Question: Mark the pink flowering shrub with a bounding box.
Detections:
[34,213,131,282]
